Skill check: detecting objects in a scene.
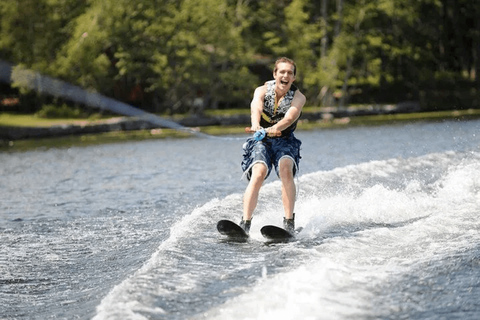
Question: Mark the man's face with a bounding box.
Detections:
[274,62,296,92]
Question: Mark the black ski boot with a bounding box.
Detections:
[283,214,295,235]
[239,219,251,235]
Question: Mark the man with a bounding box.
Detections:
[240,57,306,235]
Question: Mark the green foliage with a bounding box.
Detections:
[35,104,83,119]
[0,0,87,71]
[1,0,479,113]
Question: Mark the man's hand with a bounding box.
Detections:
[250,125,263,132]
[244,127,281,137]
[265,126,281,137]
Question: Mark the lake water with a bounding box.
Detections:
[1,119,480,319]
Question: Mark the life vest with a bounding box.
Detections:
[260,80,298,136]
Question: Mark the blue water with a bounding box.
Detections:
[1,119,479,319]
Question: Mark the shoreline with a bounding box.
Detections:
[1,109,480,152]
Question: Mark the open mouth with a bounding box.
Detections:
[280,80,289,85]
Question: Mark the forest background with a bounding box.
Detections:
[0,0,479,117]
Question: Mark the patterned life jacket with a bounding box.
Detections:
[260,80,298,136]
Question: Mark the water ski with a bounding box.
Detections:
[217,220,248,240]
[261,225,302,241]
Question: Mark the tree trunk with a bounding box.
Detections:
[334,0,343,37]
[320,0,328,59]
[339,7,365,108]
[474,4,480,103]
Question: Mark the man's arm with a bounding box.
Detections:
[249,85,266,131]
[267,90,306,133]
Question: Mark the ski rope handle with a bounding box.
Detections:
[244,127,280,140]
[253,128,266,141]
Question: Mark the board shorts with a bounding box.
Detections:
[241,133,302,180]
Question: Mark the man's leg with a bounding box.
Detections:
[243,163,268,221]
[278,157,296,220]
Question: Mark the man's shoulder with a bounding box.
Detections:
[295,89,306,99]
[255,83,268,94]
[293,89,306,107]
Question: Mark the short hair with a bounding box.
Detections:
[274,57,296,76]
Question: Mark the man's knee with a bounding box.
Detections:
[251,162,268,181]
[278,158,294,180]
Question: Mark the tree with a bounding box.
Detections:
[147,0,257,113]
[52,0,257,113]
[0,0,88,112]
[0,0,85,70]
[2,0,479,113]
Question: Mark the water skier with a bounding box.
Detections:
[241,57,306,235]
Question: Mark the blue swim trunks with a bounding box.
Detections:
[241,134,302,180]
